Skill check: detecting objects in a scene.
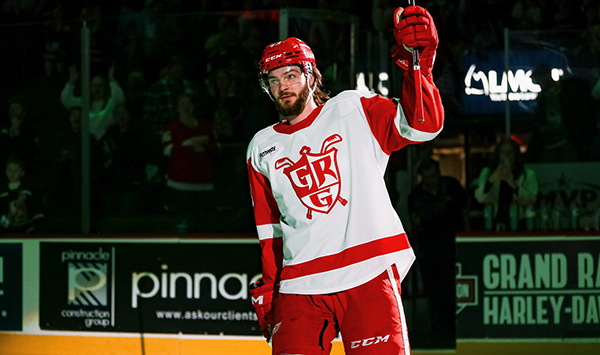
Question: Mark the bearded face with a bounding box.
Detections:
[274,80,310,117]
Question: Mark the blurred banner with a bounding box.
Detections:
[0,243,22,331]
[530,162,600,230]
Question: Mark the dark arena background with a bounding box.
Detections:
[1,1,599,354]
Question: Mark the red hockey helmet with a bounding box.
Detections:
[258,38,316,95]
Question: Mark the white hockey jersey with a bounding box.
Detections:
[247,73,444,295]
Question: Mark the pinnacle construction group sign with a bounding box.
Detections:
[456,235,600,339]
[39,241,263,335]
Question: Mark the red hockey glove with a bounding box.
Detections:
[249,279,277,341]
[392,6,438,77]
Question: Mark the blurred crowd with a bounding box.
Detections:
[1,0,600,234]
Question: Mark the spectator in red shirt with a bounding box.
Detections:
[162,93,219,220]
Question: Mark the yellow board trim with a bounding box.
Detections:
[0,334,346,355]
[2,334,600,355]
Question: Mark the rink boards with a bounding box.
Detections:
[1,234,599,355]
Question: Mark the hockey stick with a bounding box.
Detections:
[320,134,342,153]
[275,158,294,170]
[408,0,424,122]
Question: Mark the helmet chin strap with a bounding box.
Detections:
[306,72,317,103]
[304,63,317,107]
[266,88,275,102]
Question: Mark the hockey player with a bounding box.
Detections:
[247,6,443,355]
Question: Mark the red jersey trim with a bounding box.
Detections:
[247,158,281,225]
[273,105,325,134]
[260,237,284,285]
[280,233,411,280]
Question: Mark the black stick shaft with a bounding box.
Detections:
[407,0,424,122]
[408,0,419,70]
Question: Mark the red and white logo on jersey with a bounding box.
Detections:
[275,134,348,219]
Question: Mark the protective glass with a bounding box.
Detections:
[266,67,303,91]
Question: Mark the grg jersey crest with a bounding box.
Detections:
[275,134,348,219]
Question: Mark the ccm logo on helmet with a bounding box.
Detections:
[265,54,283,63]
[350,334,390,349]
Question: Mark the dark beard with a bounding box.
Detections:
[274,84,310,118]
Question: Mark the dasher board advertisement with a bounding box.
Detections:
[456,236,600,339]
[0,243,22,331]
[39,241,262,335]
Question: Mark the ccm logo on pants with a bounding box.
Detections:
[350,334,390,348]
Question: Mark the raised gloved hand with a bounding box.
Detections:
[392,6,438,77]
[249,279,277,342]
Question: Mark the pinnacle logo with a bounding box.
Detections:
[275,134,348,219]
[68,262,108,307]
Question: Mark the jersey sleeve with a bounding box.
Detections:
[361,71,444,155]
[247,156,283,286]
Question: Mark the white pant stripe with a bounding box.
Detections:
[387,266,410,355]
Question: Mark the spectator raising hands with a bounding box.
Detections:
[60,63,125,140]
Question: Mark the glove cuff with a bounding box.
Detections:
[249,280,276,308]
[249,279,278,341]
[392,45,433,77]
